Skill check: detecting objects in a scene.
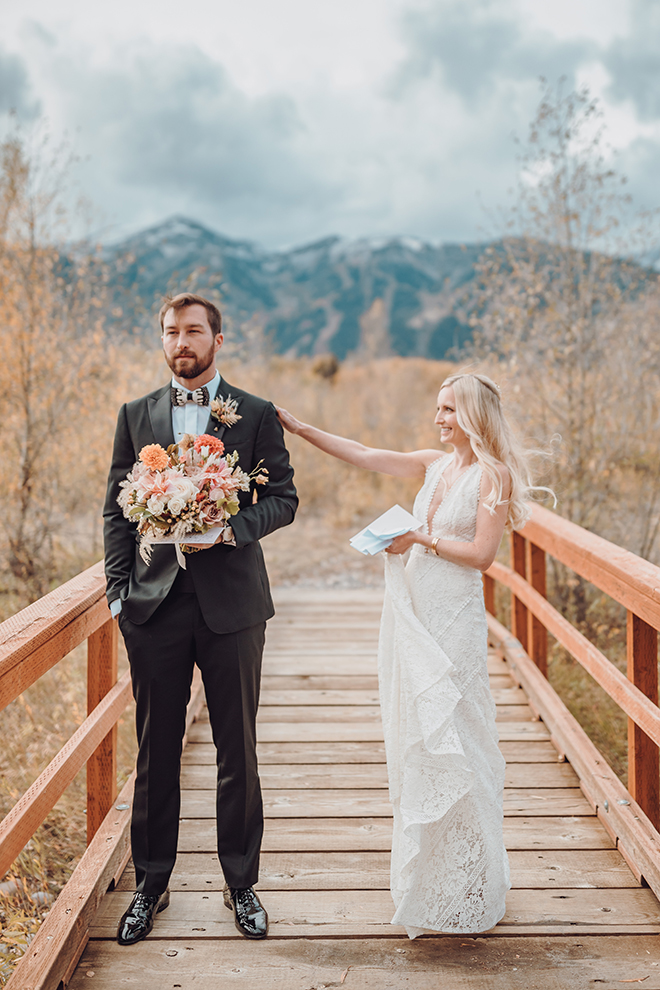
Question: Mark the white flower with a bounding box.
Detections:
[168,476,198,501]
[147,495,166,515]
[167,495,188,516]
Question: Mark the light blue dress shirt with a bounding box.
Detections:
[171,370,221,442]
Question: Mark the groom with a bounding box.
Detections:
[103,292,297,944]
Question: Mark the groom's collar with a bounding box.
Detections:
[170,369,221,397]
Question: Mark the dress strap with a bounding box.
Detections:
[425,454,449,477]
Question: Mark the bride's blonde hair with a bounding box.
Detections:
[441,372,547,530]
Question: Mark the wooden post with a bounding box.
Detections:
[87,618,118,843]
[627,610,659,830]
[483,573,495,616]
[510,532,528,651]
[526,541,548,676]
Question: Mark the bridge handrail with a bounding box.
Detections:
[1,561,204,989]
[488,560,660,747]
[0,562,121,869]
[0,562,109,711]
[485,503,660,835]
[522,504,660,627]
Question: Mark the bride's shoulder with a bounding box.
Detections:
[420,450,449,473]
[480,459,511,497]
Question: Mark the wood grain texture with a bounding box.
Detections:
[116,848,637,892]
[257,705,383,722]
[498,741,563,763]
[526,541,548,675]
[190,720,553,745]
[178,815,615,853]
[510,531,529,651]
[260,655,509,675]
[180,787,591,819]
[66,936,660,990]
[627,610,660,828]
[86,618,119,843]
[183,763,390,789]
[180,761,578,791]
[89,887,660,938]
[189,721,386,744]
[183,740,559,765]
[259,689,382,706]
[0,561,106,660]
[0,597,111,712]
[183,741,389,764]
[261,659,379,676]
[260,675,380,691]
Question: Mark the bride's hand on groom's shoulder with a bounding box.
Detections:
[277,407,304,434]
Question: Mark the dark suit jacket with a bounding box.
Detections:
[103,376,298,634]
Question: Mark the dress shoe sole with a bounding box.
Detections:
[117,891,170,946]
[223,893,269,939]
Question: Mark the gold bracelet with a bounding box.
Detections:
[431,537,440,556]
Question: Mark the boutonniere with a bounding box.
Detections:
[210,394,242,428]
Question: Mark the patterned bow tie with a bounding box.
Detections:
[170,385,210,407]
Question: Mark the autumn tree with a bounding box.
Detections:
[470,82,660,559]
[0,132,130,609]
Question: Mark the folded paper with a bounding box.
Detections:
[146,526,225,546]
[350,504,422,556]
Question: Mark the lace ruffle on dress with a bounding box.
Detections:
[378,455,510,938]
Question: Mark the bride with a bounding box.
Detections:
[277,372,540,938]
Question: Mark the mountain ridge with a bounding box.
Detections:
[105,215,487,358]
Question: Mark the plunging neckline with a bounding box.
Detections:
[425,455,479,534]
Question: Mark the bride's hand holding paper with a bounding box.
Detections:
[350,504,422,556]
[384,529,420,555]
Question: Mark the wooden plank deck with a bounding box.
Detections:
[68,588,660,989]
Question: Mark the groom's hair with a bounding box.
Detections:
[158,293,222,337]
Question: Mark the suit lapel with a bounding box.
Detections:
[148,387,176,447]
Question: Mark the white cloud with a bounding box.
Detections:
[604,0,660,121]
[394,0,594,103]
[0,47,39,118]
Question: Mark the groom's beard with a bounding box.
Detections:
[167,342,216,380]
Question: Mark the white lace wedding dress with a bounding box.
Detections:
[378,454,510,938]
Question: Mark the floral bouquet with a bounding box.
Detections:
[117,433,268,562]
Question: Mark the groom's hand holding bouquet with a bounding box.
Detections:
[117,432,268,561]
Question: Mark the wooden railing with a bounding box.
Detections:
[0,562,128,870]
[484,504,660,894]
[0,562,203,989]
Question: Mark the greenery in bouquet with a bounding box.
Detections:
[117,433,268,562]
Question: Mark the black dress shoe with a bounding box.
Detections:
[117,889,170,945]
[223,884,268,939]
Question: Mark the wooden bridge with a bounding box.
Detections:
[3,506,660,988]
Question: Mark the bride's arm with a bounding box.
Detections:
[277,406,440,479]
[386,465,510,570]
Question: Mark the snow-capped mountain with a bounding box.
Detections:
[105,216,485,358]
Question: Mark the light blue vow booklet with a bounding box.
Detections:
[350,504,423,556]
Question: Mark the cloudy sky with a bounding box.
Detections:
[2,0,659,248]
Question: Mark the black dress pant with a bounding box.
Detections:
[119,579,266,896]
